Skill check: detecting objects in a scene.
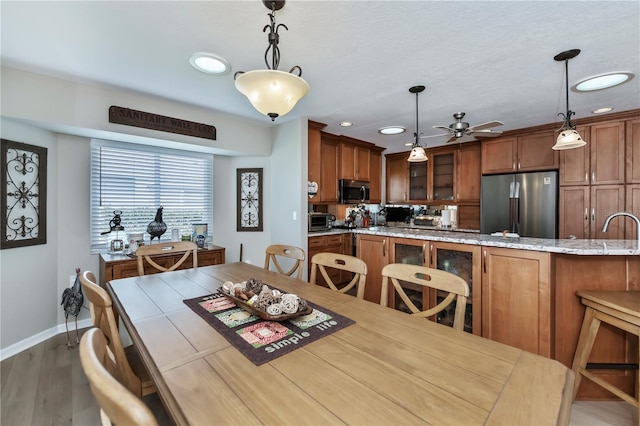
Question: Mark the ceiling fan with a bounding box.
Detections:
[424,112,504,143]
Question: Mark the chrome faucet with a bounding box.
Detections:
[602,212,640,244]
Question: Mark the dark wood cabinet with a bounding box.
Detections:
[626,118,640,184]
[482,132,558,175]
[626,184,640,240]
[307,120,325,198]
[385,152,408,203]
[456,143,481,203]
[369,151,382,203]
[590,120,625,185]
[319,133,340,203]
[356,234,389,303]
[430,149,455,202]
[308,233,352,286]
[99,245,225,285]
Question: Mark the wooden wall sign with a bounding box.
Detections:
[109,106,216,140]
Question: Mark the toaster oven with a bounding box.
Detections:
[308,213,334,232]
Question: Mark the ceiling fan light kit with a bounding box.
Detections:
[234,0,309,121]
[552,48,587,150]
[407,85,428,163]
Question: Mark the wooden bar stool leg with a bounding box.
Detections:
[571,307,601,400]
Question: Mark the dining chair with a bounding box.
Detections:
[309,252,368,299]
[80,328,158,426]
[264,244,306,279]
[136,241,198,276]
[381,263,470,330]
[79,271,156,398]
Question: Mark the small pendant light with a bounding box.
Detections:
[407,85,428,162]
[552,49,587,150]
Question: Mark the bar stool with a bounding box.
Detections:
[571,290,639,425]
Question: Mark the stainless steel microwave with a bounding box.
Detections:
[339,179,370,204]
[308,213,334,232]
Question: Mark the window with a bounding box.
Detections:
[90,139,213,252]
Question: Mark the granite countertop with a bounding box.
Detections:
[309,226,640,255]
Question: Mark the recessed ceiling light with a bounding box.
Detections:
[572,71,634,92]
[379,126,406,135]
[592,107,613,114]
[340,121,353,127]
[189,52,231,75]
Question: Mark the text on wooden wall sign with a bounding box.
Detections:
[109,106,216,140]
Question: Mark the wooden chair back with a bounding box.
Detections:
[309,252,368,299]
[80,328,158,426]
[80,271,154,397]
[381,263,470,330]
[264,244,305,279]
[135,241,198,275]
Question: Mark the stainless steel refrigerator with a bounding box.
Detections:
[480,171,558,239]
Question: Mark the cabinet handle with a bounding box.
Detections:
[430,245,434,265]
[591,208,595,222]
[518,160,521,169]
[592,172,595,182]
[584,208,588,221]
[512,160,516,170]
[421,244,426,265]
[483,250,487,274]
[585,173,588,183]
[383,239,386,257]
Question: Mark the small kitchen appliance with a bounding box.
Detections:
[308,213,334,232]
[338,179,370,204]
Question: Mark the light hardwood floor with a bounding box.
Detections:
[1,328,636,425]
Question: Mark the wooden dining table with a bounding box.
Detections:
[107,262,575,425]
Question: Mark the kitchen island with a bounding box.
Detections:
[313,226,638,401]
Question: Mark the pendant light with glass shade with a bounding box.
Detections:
[552,49,586,150]
[407,85,428,162]
[234,1,309,121]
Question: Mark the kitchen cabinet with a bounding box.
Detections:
[385,152,408,203]
[559,185,625,239]
[554,254,639,399]
[369,150,382,203]
[356,234,389,303]
[481,132,558,175]
[558,125,590,186]
[317,133,340,203]
[408,161,429,202]
[590,120,625,185]
[430,148,456,202]
[625,184,640,240]
[481,247,552,357]
[456,143,481,203]
[308,233,352,286]
[99,246,225,285]
[339,142,370,181]
[307,120,326,196]
[626,118,640,183]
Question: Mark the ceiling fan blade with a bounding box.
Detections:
[432,125,453,132]
[472,129,503,137]
[447,134,477,144]
[419,133,449,139]
[468,121,504,131]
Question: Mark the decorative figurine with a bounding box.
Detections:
[60,267,84,348]
[101,210,125,252]
[147,206,167,241]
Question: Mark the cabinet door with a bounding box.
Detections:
[559,126,590,186]
[385,153,408,203]
[626,185,640,240]
[320,136,339,202]
[590,121,625,185]
[431,150,455,202]
[590,185,625,239]
[517,132,558,171]
[626,118,640,184]
[357,146,370,181]
[356,234,388,303]
[481,137,517,174]
[369,151,382,203]
[387,238,429,311]
[559,186,589,239]
[482,247,552,357]
[430,242,481,335]
[308,121,324,197]
[408,161,429,202]
[339,143,356,180]
[457,144,481,202]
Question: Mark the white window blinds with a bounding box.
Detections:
[90,139,213,252]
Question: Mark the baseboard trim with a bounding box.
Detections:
[0,318,93,361]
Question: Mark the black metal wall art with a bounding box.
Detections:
[1,139,47,249]
[237,168,263,232]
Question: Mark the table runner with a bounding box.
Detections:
[184,290,355,365]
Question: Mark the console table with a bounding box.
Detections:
[99,245,225,285]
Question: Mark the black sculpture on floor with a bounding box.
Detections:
[60,268,84,348]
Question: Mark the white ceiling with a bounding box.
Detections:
[2,1,639,154]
